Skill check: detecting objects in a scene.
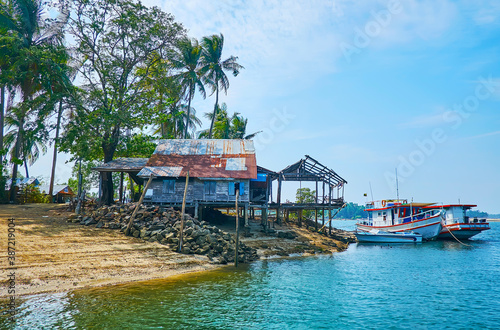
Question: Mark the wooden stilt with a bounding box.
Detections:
[235,186,240,267]
[179,171,190,253]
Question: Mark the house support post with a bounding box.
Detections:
[276,175,282,225]
[315,208,318,230]
[194,202,199,220]
[329,208,332,236]
[235,187,240,267]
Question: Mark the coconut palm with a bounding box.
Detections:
[156,103,202,139]
[200,34,244,139]
[170,37,206,139]
[0,0,69,201]
[198,103,260,139]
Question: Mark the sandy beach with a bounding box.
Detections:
[1,204,349,298]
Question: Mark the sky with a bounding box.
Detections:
[30,0,500,213]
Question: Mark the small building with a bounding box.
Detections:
[137,139,257,218]
[38,184,75,203]
[5,177,40,191]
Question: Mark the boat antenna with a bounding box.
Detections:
[395,168,400,202]
[369,181,374,201]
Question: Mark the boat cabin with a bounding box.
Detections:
[363,200,439,227]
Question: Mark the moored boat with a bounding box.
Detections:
[357,200,442,240]
[423,204,490,240]
[355,229,423,243]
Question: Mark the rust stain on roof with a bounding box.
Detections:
[137,140,257,179]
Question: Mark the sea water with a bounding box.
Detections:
[2,221,500,329]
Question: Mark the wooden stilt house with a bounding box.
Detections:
[136,139,257,219]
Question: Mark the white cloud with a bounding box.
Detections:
[400,111,449,128]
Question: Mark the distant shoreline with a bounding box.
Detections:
[487,218,500,222]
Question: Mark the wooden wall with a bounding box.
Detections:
[144,178,250,204]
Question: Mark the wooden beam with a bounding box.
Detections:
[125,174,154,236]
[179,171,190,253]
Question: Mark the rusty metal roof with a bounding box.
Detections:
[93,158,149,172]
[138,139,257,179]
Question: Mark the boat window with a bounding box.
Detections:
[383,212,386,215]
[378,212,381,216]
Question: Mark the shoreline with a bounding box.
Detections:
[0,204,351,298]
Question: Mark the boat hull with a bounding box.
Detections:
[438,223,490,240]
[356,232,422,243]
[357,215,442,240]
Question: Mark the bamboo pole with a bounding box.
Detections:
[179,171,190,253]
[125,174,154,236]
[235,185,240,267]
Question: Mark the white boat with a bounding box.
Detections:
[423,204,490,240]
[357,200,442,240]
[355,229,423,243]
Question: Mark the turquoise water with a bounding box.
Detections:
[2,221,500,329]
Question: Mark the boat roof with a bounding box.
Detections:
[422,204,477,209]
[366,202,435,211]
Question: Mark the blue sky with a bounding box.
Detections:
[32,0,500,213]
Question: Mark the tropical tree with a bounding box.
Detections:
[0,0,70,202]
[3,107,48,177]
[170,37,205,139]
[199,103,259,139]
[136,53,201,139]
[62,0,184,205]
[200,34,243,139]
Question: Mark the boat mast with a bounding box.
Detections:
[395,168,400,202]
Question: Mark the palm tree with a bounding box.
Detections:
[170,37,206,139]
[200,34,244,139]
[199,103,260,139]
[155,103,202,139]
[0,0,69,201]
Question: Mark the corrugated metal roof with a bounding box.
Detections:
[154,139,255,155]
[137,166,183,177]
[141,139,257,179]
[38,185,75,196]
[93,158,149,172]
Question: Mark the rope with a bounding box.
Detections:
[442,220,471,247]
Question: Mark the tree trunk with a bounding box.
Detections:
[184,84,193,139]
[0,86,5,201]
[0,86,4,160]
[24,160,29,178]
[49,100,63,198]
[208,82,219,139]
[101,150,114,205]
[9,119,23,203]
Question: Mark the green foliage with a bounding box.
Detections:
[467,210,489,218]
[200,34,244,138]
[115,133,157,158]
[170,37,206,138]
[199,103,259,139]
[69,160,100,192]
[335,203,368,219]
[295,188,316,219]
[296,188,316,203]
[19,184,50,203]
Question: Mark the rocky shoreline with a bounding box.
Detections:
[68,204,259,264]
[68,203,356,263]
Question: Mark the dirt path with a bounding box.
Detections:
[0,204,218,298]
